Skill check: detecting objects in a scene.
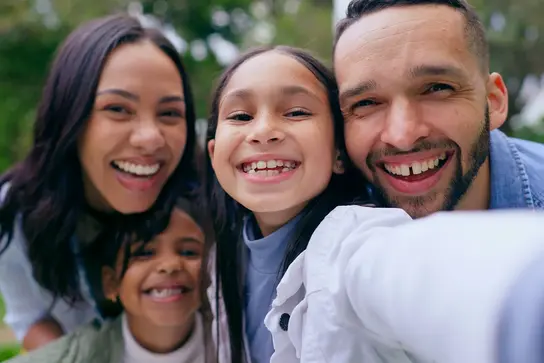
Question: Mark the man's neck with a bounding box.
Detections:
[127,315,194,354]
[455,158,491,211]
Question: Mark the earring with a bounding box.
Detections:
[334,152,345,174]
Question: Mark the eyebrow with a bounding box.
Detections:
[96,89,184,104]
[176,237,203,245]
[339,80,377,105]
[280,85,322,102]
[409,64,467,80]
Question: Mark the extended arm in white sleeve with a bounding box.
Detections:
[343,210,544,363]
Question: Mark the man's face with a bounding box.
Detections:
[334,5,508,218]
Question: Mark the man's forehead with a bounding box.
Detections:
[334,5,466,71]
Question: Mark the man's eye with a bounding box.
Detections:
[353,99,378,108]
[424,83,455,94]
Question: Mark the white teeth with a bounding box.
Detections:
[384,154,448,177]
[149,288,182,298]
[241,159,298,176]
[113,161,160,176]
[412,162,422,175]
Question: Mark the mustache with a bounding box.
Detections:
[367,139,458,166]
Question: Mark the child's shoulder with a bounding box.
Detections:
[7,318,123,363]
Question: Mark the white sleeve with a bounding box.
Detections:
[343,210,544,363]
[0,222,55,341]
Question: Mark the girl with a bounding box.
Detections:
[206,46,544,363]
[205,45,355,363]
[7,197,214,363]
[0,13,198,351]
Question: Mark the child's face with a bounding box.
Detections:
[103,209,204,328]
[208,51,341,234]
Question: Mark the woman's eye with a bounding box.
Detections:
[424,83,455,94]
[105,105,130,114]
[227,112,253,122]
[160,110,184,118]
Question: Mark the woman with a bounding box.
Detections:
[0,13,198,351]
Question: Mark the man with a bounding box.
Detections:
[334,0,544,218]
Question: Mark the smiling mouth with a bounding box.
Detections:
[239,159,300,176]
[111,161,162,178]
[380,152,452,181]
[143,286,191,298]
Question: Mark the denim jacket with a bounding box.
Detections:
[489,130,544,209]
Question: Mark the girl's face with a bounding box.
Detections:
[102,208,204,332]
[79,41,187,214]
[209,51,341,235]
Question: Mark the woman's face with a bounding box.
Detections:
[79,40,187,213]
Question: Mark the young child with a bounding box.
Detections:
[205,45,544,363]
[8,198,213,363]
[205,45,353,363]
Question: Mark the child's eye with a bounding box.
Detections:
[179,249,200,258]
[227,112,253,122]
[131,249,154,259]
[285,108,312,118]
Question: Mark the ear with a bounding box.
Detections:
[102,266,120,303]
[486,73,508,131]
[207,139,216,160]
[333,150,345,175]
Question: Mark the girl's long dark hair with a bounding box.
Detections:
[0,14,199,302]
[205,46,364,363]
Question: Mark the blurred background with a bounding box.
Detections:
[0,0,543,356]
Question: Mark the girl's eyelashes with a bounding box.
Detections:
[227,112,253,122]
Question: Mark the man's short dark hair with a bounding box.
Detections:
[334,0,489,73]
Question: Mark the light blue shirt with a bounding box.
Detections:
[243,214,301,363]
[0,183,97,341]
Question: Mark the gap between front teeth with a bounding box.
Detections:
[384,153,447,177]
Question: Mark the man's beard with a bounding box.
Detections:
[369,108,490,218]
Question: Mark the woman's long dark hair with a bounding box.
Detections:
[0,14,199,303]
[205,46,364,363]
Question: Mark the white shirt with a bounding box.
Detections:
[265,206,544,363]
[123,312,206,363]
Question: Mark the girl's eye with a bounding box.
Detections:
[227,112,253,122]
[179,249,200,258]
[131,249,154,260]
[423,83,455,94]
[285,108,312,118]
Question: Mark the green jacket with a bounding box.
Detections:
[7,318,123,363]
